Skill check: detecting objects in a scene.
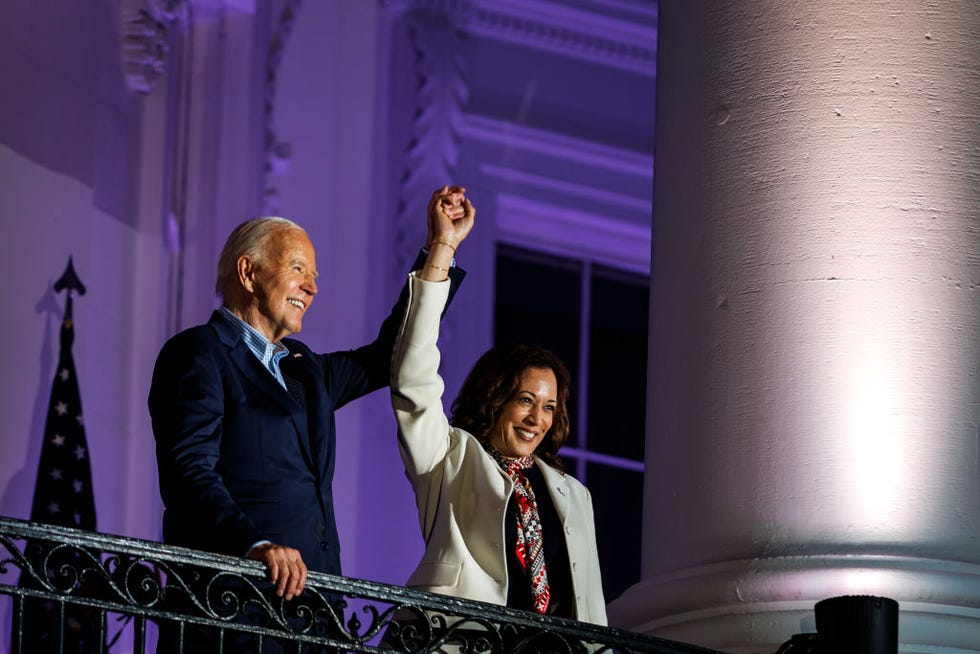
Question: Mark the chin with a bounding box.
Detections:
[513,444,539,458]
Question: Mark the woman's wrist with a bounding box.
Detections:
[426,240,458,255]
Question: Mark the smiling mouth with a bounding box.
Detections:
[515,428,537,441]
[287,299,306,310]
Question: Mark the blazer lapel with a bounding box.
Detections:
[535,459,571,525]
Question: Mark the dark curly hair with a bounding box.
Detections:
[450,344,571,472]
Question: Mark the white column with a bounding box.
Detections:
[608,2,980,653]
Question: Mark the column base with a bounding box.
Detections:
[607,554,980,654]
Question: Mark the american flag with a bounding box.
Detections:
[15,264,103,653]
[29,292,96,530]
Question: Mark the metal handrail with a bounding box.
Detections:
[0,516,725,653]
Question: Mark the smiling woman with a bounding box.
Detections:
[451,345,571,472]
[390,251,607,623]
[489,367,558,459]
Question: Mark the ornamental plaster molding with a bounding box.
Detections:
[262,0,303,216]
[120,0,258,94]
[120,0,187,94]
[390,11,469,290]
[383,0,657,77]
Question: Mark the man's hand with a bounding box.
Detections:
[426,185,475,250]
[247,542,308,601]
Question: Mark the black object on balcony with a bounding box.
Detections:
[815,595,899,654]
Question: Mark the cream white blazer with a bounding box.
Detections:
[390,273,608,625]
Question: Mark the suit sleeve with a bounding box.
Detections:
[322,251,465,410]
[148,335,262,556]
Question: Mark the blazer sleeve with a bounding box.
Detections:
[321,251,465,411]
[148,334,263,556]
[578,485,608,625]
[390,273,454,478]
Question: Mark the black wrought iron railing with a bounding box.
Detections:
[0,516,724,653]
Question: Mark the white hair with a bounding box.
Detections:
[215,216,305,297]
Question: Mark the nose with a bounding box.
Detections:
[525,406,543,425]
[303,274,317,296]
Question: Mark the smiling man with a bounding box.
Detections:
[148,189,470,623]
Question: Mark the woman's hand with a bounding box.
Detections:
[422,185,475,281]
[426,185,474,250]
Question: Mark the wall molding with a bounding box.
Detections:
[463,114,654,179]
[466,0,656,77]
[495,192,651,275]
[464,113,653,274]
[383,0,657,77]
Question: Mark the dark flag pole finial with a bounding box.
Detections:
[54,256,87,296]
[54,256,86,322]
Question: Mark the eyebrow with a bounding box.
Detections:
[290,258,319,279]
[518,390,557,402]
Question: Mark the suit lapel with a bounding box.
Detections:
[209,312,317,470]
[280,350,322,467]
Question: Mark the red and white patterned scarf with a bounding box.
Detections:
[490,449,550,614]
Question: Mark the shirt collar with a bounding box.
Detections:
[218,306,288,368]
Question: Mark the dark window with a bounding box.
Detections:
[495,244,649,603]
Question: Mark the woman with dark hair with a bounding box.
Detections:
[450,344,571,473]
[390,193,606,624]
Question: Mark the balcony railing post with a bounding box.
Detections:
[11,593,24,654]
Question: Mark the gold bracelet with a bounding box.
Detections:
[427,241,457,255]
[426,262,450,273]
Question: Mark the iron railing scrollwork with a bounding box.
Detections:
[0,516,724,653]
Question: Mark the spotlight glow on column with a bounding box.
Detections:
[847,350,905,522]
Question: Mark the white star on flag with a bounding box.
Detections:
[50,468,63,480]
[74,445,86,460]
[52,434,65,446]
[59,368,70,381]
[55,401,68,415]
[48,501,60,515]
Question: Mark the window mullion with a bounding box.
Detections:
[576,259,592,482]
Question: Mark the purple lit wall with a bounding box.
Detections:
[0,0,147,537]
[0,0,656,606]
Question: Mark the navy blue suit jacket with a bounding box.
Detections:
[148,264,464,575]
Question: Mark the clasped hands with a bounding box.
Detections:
[423,185,475,281]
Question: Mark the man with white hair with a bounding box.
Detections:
[149,186,472,607]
